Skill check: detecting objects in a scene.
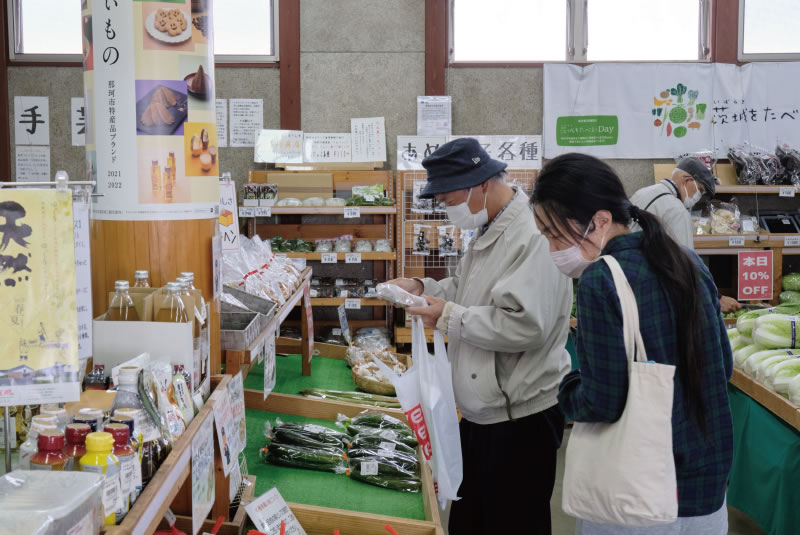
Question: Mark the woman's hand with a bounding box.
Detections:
[406,295,447,328]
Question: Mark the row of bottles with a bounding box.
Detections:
[105,270,204,324]
[150,152,177,203]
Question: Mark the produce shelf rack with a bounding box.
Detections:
[224,268,313,379]
[730,369,800,431]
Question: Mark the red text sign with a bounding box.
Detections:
[738,251,773,301]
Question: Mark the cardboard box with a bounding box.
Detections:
[266,172,333,200]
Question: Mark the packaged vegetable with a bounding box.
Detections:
[709,199,741,234]
[776,143,800,186]
[760,350,800,384]
[325,197,347,207]
[781,291,800,304]
[266,419,351,449]
[344,425,418,448]
[300,388,401,408]
[263,442,347,473]
[349,434,417,455]
[337,411,410,432]
[766,358,800,394]
[734,343,766,369]
[302,197,324,206]
[752,314,799,349]
[788,374,800,404]
[276,197,302,207]
[736,308,774,337]
[784,273,800,292]
[376,283,428,308]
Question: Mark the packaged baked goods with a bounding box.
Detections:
[355,240,373,252]
[709,199,742,234]
[374,239,393,252]
[303,197,324,207]
[335,239,353,253]
[277,197,302,207]
[325,197,347,207]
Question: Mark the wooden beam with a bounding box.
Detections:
[712,0,739,64]
[0,0,11,181]
[425,0,447,95]
[279,0,301,129]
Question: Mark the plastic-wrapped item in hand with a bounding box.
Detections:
[376,283,428,308]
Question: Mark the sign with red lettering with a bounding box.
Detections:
[404,404,432,461]
[738,251,773,301]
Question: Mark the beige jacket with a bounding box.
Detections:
[420,190,572,425]
[630,180,694,249]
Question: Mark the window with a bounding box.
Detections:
[8,0,278,62]
[739,0,800,60]
[450,0,710,64]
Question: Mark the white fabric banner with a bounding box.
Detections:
[544,62,800,159]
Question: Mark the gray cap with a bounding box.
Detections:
[676,157,717,199]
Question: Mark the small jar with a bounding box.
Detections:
[64,423,91,471]
[39,407,68,431]
[30,430,68,470]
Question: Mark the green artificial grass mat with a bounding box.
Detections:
[244,408,426,520]
[244,354,357,394]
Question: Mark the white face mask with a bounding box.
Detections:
[445,187,489,230]
[549,222,606,279]
[683,181,703,210]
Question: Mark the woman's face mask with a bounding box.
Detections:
[547,220,608,279]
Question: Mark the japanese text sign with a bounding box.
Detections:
[738,251,773,301]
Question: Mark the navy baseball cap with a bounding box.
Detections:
[419,138,508,199]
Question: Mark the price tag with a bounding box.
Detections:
[238,207,255,218]
[779,186,796,198]
[728,236,745,247]
[785,236,800,247]
[361,461,379,476]
[337,304,352,345]
[345,298,361,310]
[345,253,362,264]
[164,508,177,527]
[321,253,337,264]
[378,441,396,451]
[344,207,361,219]
[275,253,287,260]
[332,328,342,336]
[255,206,272,217]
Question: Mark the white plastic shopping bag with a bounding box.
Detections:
[369,316,462,508]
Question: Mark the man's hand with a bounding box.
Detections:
[406,295,447,329]
[385,278,424,296]
[720,295,742,314]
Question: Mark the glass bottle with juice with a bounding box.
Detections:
[133,270,150,288]
[156,282,189,323]
[110,414,142,502]
[80,432,121,526]
[164,166,174,202]
[106,280,139,321]
[105,424,135,520]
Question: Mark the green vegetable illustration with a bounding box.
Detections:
[669,107,688,124]
[688,90,699,105]
[670,83,687,104]
[673,126,687,138]
[696,103,707,120]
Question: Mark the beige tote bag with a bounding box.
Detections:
[562,255,678,527]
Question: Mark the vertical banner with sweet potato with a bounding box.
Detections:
[83,0,219,221]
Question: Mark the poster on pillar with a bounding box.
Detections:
[543,62,800,159]
[83,0,219,221]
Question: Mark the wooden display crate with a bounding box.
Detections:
[730,369,800,431]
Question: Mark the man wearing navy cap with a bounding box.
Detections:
[387,138,572,534]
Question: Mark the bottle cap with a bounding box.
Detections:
[30,421,57,436]
[119,366,140,385]
[179,272,194,281]
[104,423,131,445]
[66,423,92,443]
[40,407,66,420]
[78,407,103,419]
[115,280,130,291]
[85,432,114,452]
[110,414,135,435]
[32,414,57,426]
[176,277,191,289]
[37,429,66,451]
[135,270,149,279]
[166,281,180,291]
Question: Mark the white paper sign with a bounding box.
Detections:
[351,117,387,162]
[729,236,745,247]
[444,135,542,169]
[345,298,361,310]
[246,488,307,535]
[216,99,228,147]
[779,186,796,198]
[321,253,337,264]
[417,96,452,136]
[212,388,240,476]
[345,253,361,264]
[238,207,255,218]
[343,207,361,219]
[14,96,50,146]
[397,136,447,170]
[303,133,352,162]
[71,97,86,147]
[192,413,215,535]
[15,146,50,182]
[255,206,271,217]
[73,201,92,360]
[263,331,276,400]
[785,236,800,247]
[254,130,303,163]
[228,372,247,456]
[218,181,240,253]
[230,99,264,147]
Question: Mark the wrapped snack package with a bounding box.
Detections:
[325,197,347,207]
[376,283,428,308]
[335,239,353,253]
[776,143,800,186]
[374,239,393,252]
[709,199,741,234]
[303,197,324,207]
[355,240,374,253]
[277,197,303,207]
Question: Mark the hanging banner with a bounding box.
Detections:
[0,189,81,405]
[83,0,219,220]
[544,62,800,159]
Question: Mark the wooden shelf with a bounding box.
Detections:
[716,185,800,194]
[242,206,397,216]
[282,251,396,261]
[693,233,800,253]
[297,298,387,307]
[730,368,800,431]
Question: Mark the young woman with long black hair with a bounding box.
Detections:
[531,153,733,534]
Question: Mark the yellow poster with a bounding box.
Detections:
[0,189,81,404]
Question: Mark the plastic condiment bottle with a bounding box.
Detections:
[19,421,57,469]
[77,408,105,432]
[110,414,142,502]
[39,407,68,431]
[32,414,58,427]
[64,423,91,471]
[105,424,134,520]
[80,432,121,526]
[30,430,67,470]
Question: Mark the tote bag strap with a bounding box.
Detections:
[599,256,648,365]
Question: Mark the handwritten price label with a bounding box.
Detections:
[345,253,362,264]
[255,207,272,217]
[728,236,745,247]
[779,187,796,198]
[321,253,337,264]
[238,207,255,218]
[343,207,361,219]
[785,236,800,247]
[345,298,361,310]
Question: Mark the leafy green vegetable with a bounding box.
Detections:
[734,343,766,369]
[788,374,800,404]
[264,442,347,473]
[743,349,789,376]
[669,107,688,124]
[780,291,800,304]
[767,359,800,394]
[752,314,799,349]
[670,83,687,104]
[736,309,774,337]
[784,273,800,292]
[760,351,800,383]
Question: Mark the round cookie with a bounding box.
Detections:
[155,16,168,31]
[167,19,181,36]
[179,16,187,31]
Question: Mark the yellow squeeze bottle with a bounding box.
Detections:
[80,432,121,526]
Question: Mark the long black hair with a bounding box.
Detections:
[532,153,706,432]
